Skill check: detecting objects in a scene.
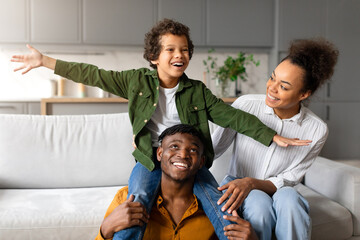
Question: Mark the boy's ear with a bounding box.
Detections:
[151,59,159,66]
[156,147,162,162]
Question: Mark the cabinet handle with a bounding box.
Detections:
[0,106,15,109]
[326,105,330,121]
[327,83,331,98]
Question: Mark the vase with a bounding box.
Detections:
[215,78,231,98]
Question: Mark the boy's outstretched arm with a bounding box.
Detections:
[273,134,312,147]
[11,44,56,74]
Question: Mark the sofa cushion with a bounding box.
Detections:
[295,183,353,240]
[0,114,135,188]
[0,186,121,240]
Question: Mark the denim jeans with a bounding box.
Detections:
[113,162,233,240]
[221,175,311,240]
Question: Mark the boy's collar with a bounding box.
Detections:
[147,69,192,91]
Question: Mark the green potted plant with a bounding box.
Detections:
[203,49,260,97]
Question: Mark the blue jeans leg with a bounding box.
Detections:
[113,161,161,240]
[273,187,311,240]
[221,175,276,240]
[193,167,235,240]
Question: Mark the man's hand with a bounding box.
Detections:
[223,211,258,240]
[217,178,253,213]
[273,134,312,147]
[100,194,149,239]
[11,44,56,74]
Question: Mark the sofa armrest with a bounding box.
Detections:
[304,156,360,236]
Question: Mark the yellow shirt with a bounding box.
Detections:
[95,186,217,240]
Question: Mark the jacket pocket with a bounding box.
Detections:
[131,89,151,112]
[188,102,207,125]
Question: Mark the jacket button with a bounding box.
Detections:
[194,106,198,110]
[153,103,157,107]
[144,119,148,123]
[139,92,143,96]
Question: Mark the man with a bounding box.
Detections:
[96,124,257,240]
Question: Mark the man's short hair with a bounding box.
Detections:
[158,124,204,148]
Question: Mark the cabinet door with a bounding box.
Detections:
[0,0,29,43]
[27,102,41,114]
[278,0,327,51]
[0,103,25,114]
[320,102,360,159]
[158,0,206,46]
[83,0,156,45]
[206,0,274,47]
[326,0,360,101]
[30,0,81,43]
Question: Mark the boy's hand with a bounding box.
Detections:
[223,211,258,240]
[100,194,149,239]
[11,44,56,74]
[217,178,253,213]
[273,134,312,147]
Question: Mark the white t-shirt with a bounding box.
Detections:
[147,83,181,147]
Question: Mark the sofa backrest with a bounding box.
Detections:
[0,113,135,189]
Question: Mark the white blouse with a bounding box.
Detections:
[212,94,328,189]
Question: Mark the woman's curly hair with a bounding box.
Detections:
[283,38,339,95]
[143,18,194,69]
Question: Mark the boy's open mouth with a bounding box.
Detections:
[172,62,184,67]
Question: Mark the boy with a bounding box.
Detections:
[11,19,310,240]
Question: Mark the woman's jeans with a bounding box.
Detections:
[221,175,311,240]
[113,162,234,240]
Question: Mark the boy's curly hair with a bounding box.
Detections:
[143,18,194,69]
[282,38,339,95]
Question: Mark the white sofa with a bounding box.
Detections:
[0,113,359,240]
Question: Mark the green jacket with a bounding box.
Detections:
[55,60,276,171]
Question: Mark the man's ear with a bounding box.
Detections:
[156,146,162,162]
[199,155,206,169]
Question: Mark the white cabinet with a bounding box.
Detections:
[206,0,274,47]
[158,0,206,46]
[0,103,25,114]
[30,0,81,43]
[0,0,29,43]
[0,102,40,115]
[83,0,156,45]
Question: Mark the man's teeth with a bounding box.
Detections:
[173,162,188,168]
[172,62,184,66]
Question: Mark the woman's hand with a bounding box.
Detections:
[273,134,312,147]
[100,194,149,239]
[11,44,56,74]
[217,178,254,213]
[223,211,258,240]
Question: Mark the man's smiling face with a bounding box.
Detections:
[157,132,205,183]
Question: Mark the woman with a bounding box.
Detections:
[212,38,339,240]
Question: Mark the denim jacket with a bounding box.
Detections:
[55,60,276,171]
